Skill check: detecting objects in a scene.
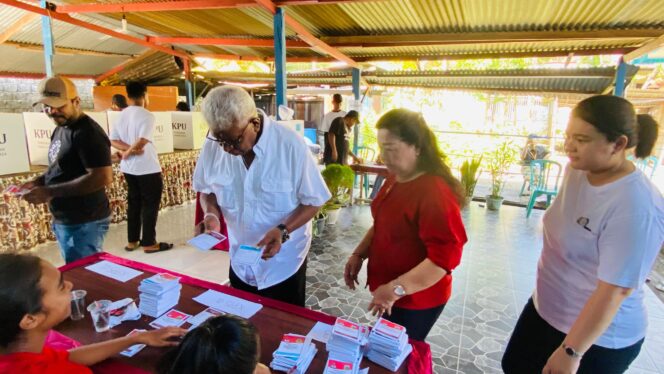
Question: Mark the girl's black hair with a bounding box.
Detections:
[0,254,44,348]
[157,315,260,374]
[112,94,128,109]
[376,108,465,206]
[572,95,659,159]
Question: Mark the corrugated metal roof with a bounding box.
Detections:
[0,44,129,75]
[102,51,182,85]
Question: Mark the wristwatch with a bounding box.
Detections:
[562,343,583,359]
[393,284,407,297]
[276,224,290,243]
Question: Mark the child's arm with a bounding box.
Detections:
[68,327,186,366]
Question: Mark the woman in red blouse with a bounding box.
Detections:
[344,109,467,341]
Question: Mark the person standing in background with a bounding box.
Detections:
[111,94,128,111]
[319,93,346,152]
[110,81,173,254]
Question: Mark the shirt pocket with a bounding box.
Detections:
[261,181,294,212]
[214,179,237,210]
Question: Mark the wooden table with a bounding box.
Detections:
[56,253,407,373]
[350,163,389,204]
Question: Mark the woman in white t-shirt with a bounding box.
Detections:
[502,95,664,374]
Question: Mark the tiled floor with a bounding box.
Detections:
[30,201,664,374]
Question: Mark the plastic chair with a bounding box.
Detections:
[355,146,377,198]
[526,160,562,218]
[303,128,317,145]
[630,155,658,179]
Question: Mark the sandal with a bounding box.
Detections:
[124,242,140,252]
[143,242,174,253]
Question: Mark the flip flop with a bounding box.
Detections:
[143,242,174,254]
[124,242,140,252]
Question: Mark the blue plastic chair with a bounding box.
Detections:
[526,160,562,218]
[355,146,377,199]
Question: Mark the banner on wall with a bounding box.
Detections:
[171,112,208,150]
[107,111,174,154]
[85,111,109,135]
[0,113,30,175]
[23,112,55,166]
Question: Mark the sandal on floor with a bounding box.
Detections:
[143,242,174,253]
[124,242,140,252]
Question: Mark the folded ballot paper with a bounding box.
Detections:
[270,333,317,374]
[138,273,182,318]
[325,318,370,372]
[365,318,412,371]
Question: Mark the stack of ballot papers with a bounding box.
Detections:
[325,318,369,372]
[365,318,412,371]
[138,273,181,318]
[269,333,317,374]
[322,356,363,374]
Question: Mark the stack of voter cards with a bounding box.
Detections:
[365,318,412,371]
[138,273,181,318]
[269,333,317,374]
[324,318,369,373]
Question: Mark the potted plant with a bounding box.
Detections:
[321,164,354,225]
[485,141,518,210]
[459,155,482,205]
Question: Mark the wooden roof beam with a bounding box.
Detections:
[0,0,190,61]
[56,0,257,14]
[322,29,664,47]
[0,13,38,44]
[194,52,335,62]
[147,36,310,48]
[624,33,664,62]
[5,41,136,58]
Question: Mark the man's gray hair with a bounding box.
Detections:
[202,85,257,132]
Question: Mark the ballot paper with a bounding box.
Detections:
[3,184,30,196]
[119,329,147,357]
[307,321,333,343]
[85,260,143,282]
[233,245,263,266]
[270,333,317,374]
[187,307,225,329]
[149,309,191,329]
[187,232,227,251]
[192,289,262,319]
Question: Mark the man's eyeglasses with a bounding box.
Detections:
[206,118,256,149]
[40,100,73,114]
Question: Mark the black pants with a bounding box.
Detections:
[229,258,307,307]
[383,304,445,341]
[124,172,163,246]
[502,299,644,374]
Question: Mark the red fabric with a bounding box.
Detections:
[368,174,467,309]
[0,346,92,374]
[45,330,81,351]
[194,192,230,251]
[407,340,433,374]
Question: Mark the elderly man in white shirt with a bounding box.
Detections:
[194,86,331,306]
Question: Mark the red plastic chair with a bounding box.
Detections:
[195,192,230,251]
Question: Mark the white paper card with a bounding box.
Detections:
[233,245,263,265]
[307,321,333,343]
[85,260,143,282]
[187,232,226,251]
[188,307,224,329]
[119,329,147,357]
[193,289,262,319]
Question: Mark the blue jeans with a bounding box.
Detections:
[52,217,110,263]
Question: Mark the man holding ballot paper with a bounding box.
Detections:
[193,86,331,306]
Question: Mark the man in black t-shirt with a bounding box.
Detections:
[323,110,361,165]
[21,76,113,263]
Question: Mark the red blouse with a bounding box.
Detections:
[368,174,467,310]
[0,346,92,374]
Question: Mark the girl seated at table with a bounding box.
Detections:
[157,315,270,374]
[0,254,187,374]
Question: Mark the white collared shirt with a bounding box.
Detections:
[193,112,331,289]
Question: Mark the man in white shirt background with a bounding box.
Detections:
[110,81,173,254]
[319,93,346,152]
[194,85,331,306]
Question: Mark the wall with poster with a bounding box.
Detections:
[93,86,179,112]
[0,113,30,175]
[23,112,55,166]
[171,112,208,150]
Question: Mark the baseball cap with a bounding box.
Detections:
[34,76,78,107]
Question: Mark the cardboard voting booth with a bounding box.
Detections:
[171,112,208,150]
[23,112,55,166]
[277,120,305,138]
[0,113,30,175]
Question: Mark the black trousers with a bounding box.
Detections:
[124,172,163,246]
[383,304,445,341]
[502,298,644,374]
[229,258,307,307]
